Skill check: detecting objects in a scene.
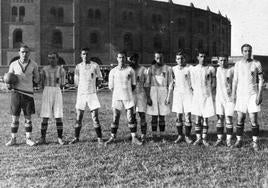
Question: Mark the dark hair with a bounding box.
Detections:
[19,44,30,51]
[118,50,127,57]
[217,53,228,59]
[241,44,252,52]
[154,51,163,55]
[48,51,59,58]
[197,49,206,56]
[176,49,185,57]
[129,53,139,61]
[80,48,90,53]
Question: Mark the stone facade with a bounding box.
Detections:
[0,0,231,66]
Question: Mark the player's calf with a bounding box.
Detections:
[215,118,224,147]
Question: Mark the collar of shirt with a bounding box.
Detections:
[116,65,128,70]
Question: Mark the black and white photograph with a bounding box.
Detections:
[0,0,268,187]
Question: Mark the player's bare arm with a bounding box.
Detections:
[74,66,79,87]
[231,65,238,103]
[256,70,264,105]
[165,71,175,105]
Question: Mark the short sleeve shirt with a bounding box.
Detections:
[75,62,103,95]
[216,66,234,102]
[109,65,136,100]
[191,64,215,97]
[145,64,172,88]
[234,59,262,97]
[134,66,147,94]
[172,65,192,94]
[42,66,65,87]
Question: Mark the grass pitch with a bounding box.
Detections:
[0,90,268,187]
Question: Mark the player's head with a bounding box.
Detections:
[117,51,127,65]
[197,49,206,65]
[18,44,30,62]
[80,48,90,63]
[217,54,228,68]
[48,51,59,67]
[241,44,252,60]
[154,51,163,66]
[128,53,139,67]
[175,50,186,66]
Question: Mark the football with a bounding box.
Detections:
[3,72,18,85]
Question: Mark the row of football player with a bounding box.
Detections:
[4,44,263,151]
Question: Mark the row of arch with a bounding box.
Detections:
[88,9,101,20]
[12,29,220,55]
[12,29,63,48]
[12,29,99,49]
[11,6,227,39]
[11,6,25,22]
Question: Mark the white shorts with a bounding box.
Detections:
[235,94,260,113]
[215,99,234,116]
[172,91,192,114]
[76,93,101,111]
[40,86,63,118]
[147,86,171,116]
[134,92,147,113]
[191,93,215,118]
[112,99,134,110]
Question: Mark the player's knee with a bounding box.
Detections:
[11,120,19,127]
[138,112,146,121]
[251,121,259,128]
[24,120,32,132]
[111,123,118,128]
[176,117,183,123]
[74,120,82,128]
[195,116,202,124]
[185,113,191,122]
[93,123,101,128]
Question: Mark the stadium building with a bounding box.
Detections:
[0,0,231,66]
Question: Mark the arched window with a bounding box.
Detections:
[13,29,23,48]
[19,6,25,22]
[52,30,62,48]
[178,37,185,50]
[12,6,18,16]
[58,7,64,22]
[213,42,217,56]
[198,40,203,50]
[88,9,94,19]
[153,35,162,50]
[95,9,101,20]
[124,33,133,51]
[90,32,98,44]
[50,7,56,17]
[11,6,18,22]
[19,6,25,16]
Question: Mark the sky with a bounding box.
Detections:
[156,0,268,56]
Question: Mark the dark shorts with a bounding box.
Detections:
[10,91,35,116]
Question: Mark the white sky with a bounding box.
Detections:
[156,0,268,56]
